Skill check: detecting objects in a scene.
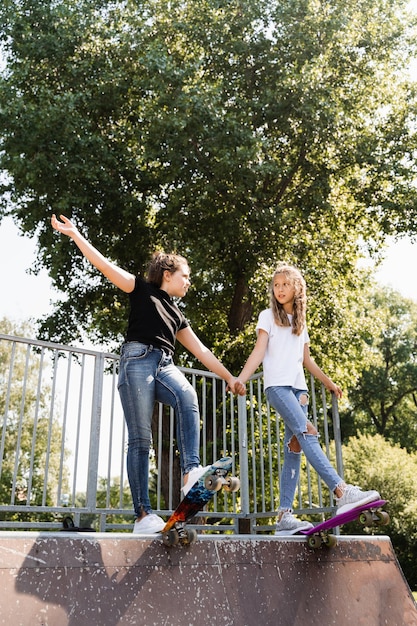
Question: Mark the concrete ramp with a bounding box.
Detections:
[0,532,415,625]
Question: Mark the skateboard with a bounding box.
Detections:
[161,457,240,547]
[300,499,389,549]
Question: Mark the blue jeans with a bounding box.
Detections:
[118,342,200,517]
[265,386,342,510]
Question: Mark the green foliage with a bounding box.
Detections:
[0,0,416,370]
[342,433,417,590]
[340,286,417,451]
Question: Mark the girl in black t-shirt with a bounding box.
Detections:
[51,214,244,534]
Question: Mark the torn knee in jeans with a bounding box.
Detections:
[287,420,318,453]
[288,434,302,453]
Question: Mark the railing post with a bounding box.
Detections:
[86,352,104,508]
[332,392,344,480]
[237,394,251,533]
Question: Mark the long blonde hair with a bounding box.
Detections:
[269,264,307,336]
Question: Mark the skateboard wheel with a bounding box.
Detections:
[162,529,179,547]
[375,511,390,526]
[223,476,240,492]
[307,534,323,549]
[204,475,222,491]
[359,510,374,526]
[323,534,337,548]
[185,528,198,544]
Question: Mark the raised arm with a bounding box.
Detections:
[51,214,135,293]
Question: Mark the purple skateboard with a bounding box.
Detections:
[300,499,389,549]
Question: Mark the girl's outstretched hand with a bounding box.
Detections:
[51,214,78,238]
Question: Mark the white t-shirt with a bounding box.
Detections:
[256,308,309,390]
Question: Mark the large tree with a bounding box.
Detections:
[341,286,417,452]
[1,0,417,375]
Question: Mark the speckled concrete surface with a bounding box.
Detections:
[0,533,415,625]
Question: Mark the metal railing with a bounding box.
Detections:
[0,333,343,533]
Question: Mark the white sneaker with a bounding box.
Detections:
[336,484,380,515]
[274,510,314,536]
[133,513,165,534]
[182,464,211,496]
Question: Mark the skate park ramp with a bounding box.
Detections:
[1,532,416,625]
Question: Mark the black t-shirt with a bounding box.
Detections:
[125,276,189,354]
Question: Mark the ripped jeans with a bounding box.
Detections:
[118,342,200,517]
[265,386,342,511]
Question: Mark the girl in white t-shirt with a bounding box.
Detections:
[236,264,380,535]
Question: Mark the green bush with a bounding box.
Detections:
[342,433,417,590]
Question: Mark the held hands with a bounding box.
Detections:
[51,214,78,238]
[226,377,246,396]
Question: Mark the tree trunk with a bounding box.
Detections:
[228,275,253,332]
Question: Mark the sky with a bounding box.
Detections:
[0,214,416,325]
[0,216,55,321]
